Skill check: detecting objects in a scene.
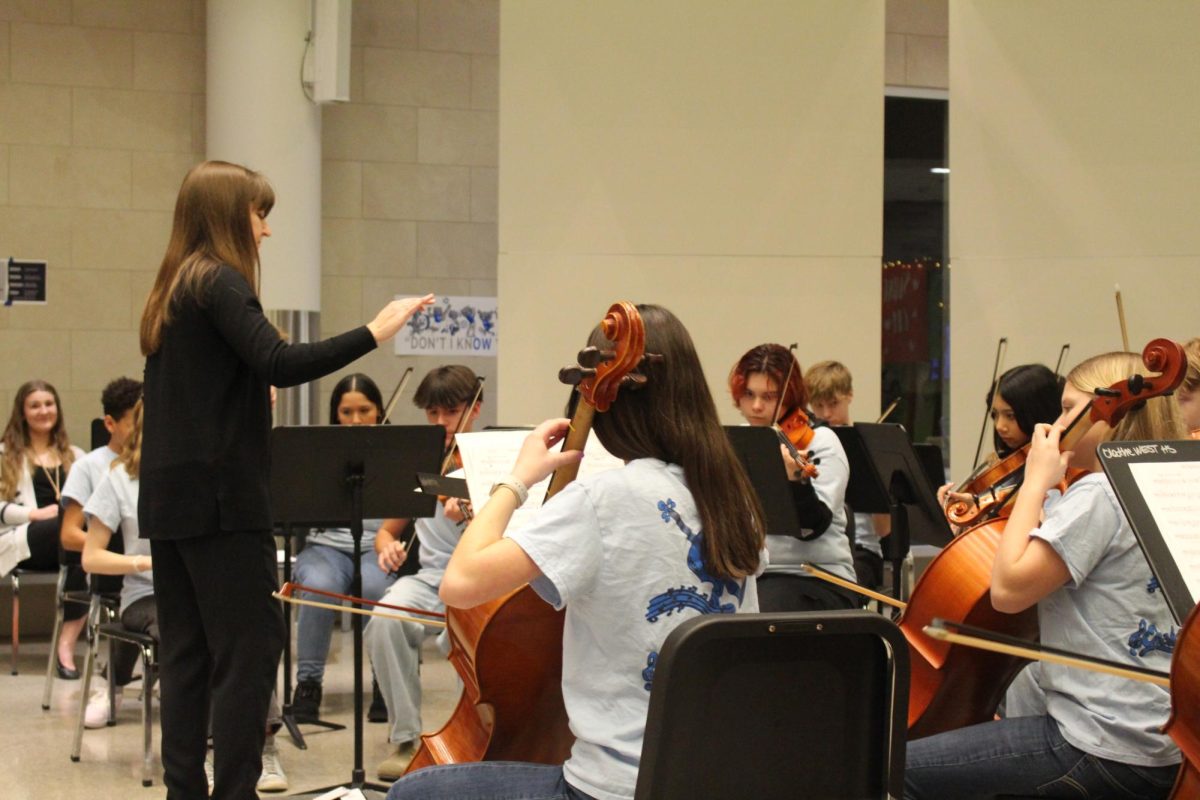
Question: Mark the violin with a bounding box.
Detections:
[771,343,819,481]
[904,337,1189,738]
[405,302,656,773]
[943,444,1090,529]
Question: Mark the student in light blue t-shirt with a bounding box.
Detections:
[386,304,767,800]
[906,351,1186,800]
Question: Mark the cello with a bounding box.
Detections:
[904,337,1188,737]
[405,301,655,771]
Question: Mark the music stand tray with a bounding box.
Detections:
[270,425,443,792]
[724,426,804,537]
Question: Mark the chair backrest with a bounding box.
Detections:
[90,418,109,451]
[635,610,909,800]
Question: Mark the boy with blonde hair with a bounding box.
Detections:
[804,360,886,588]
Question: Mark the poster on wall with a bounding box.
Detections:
[394,295,498,357]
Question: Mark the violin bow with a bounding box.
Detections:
[800,563,905,610]
[381,366,415,424]
[771,343,801,429]
[876,396,901,424]
[972,337,1008,469]
[1115,284,1131,351]
[273,581,447,628]
[1054,344,1070,379]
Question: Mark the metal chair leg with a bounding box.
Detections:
[140,645,155,786]
[42,567,69,708]
[10,572,20,675]
[71,598,103,761]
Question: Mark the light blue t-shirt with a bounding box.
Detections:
[507,458,762,800]
[411,501,466,589]
[60,445,118,507]
[763,426,857,582]
[853,511,883,557]
[1031,473,1179,767]
[84,465,153,615]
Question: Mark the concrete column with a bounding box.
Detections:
[207,0,323,424]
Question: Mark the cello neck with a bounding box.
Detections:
[545,398,594,500]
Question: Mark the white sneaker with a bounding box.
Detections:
[83,681,122,728]
[256,736,288,793]
[204,747,214,795]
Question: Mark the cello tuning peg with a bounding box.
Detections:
[559,365,596,386]
[620,373,648,389]
[641,352,664,365]
[577,346,616,368]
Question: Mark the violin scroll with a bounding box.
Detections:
[558,302,661,411]
[1089,338,1187,430]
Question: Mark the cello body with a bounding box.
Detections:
[406,586,573,770]
[901,520,1039,739]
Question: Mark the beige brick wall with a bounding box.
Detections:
[0,0,205,446]
[320,0,499,428]
[0,0,501,442]
[886,0,947,89]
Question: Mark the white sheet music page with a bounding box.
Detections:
[454,429,624,533]
[1128,460,1200,603]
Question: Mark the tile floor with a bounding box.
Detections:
[1,625,459,799]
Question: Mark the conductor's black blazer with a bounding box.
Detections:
[139,264,376,540]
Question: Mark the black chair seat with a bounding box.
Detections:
[94,623,155,649]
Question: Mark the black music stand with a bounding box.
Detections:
[1100,439,1200,624]
[725,426,805,538]
[834,423,951,602]
[270,425,442,792]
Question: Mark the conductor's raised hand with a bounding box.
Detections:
[512,418,583,489]
[367,294,436,344]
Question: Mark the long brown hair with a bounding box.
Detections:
[589,305,765,581]
[140,161,275,355]
[1067,352,1187,443]
[114,400,144,481]
[729,343,808,418]
[1,380,75,499]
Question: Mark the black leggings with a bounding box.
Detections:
[110,595,159,687]
[18,517,87,622]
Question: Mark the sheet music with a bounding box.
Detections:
[454,429,624,532]
[1128,460,1200,602]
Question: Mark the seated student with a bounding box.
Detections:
[804,360,888,589]
[387,304,765,800]
[81,401,288,792]
[728,344,858,612]
[366,365,481,780]
[0,380,87,677]
[290,373,406,721]
[905,352,1184,800]
[1177,337,1200,437]
[60,378,143,554]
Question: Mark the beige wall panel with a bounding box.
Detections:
[419,0,499,55]
[322,160,364,219]
[73,89,194,153]
[322,218,418,277]
[887,0,947,36]
[905,35,947,89]
[69,330,144,392]
[5,269,130,331]
[417,221,496,278]
[353,0,418,50]
[8,146,131,209]
[500,1,883,425]
[72,0,195,33]
[0,145,7,204]
[499,254,881,426]
[500,1,883,258]
[71,209,171,272]
[322,104,417,162]
[0,83,72,145]
[949,1,1200,476]
[417,108,497,166]
[0,22,8,81]
[0,206,72,267]
[363,48,471,108]
[470,55,498,111]
[0,331,72,391]
[131,152,202,211]
[362,163,470,222]
[133,32,204,92]
[951,1,1200,260]
[11,23,132,88]
[0,1,70,24]
[470,166,497,223]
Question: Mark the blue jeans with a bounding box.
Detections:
[387,763,597,800]
[905,715,1179,799]
[293,542,395,683]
